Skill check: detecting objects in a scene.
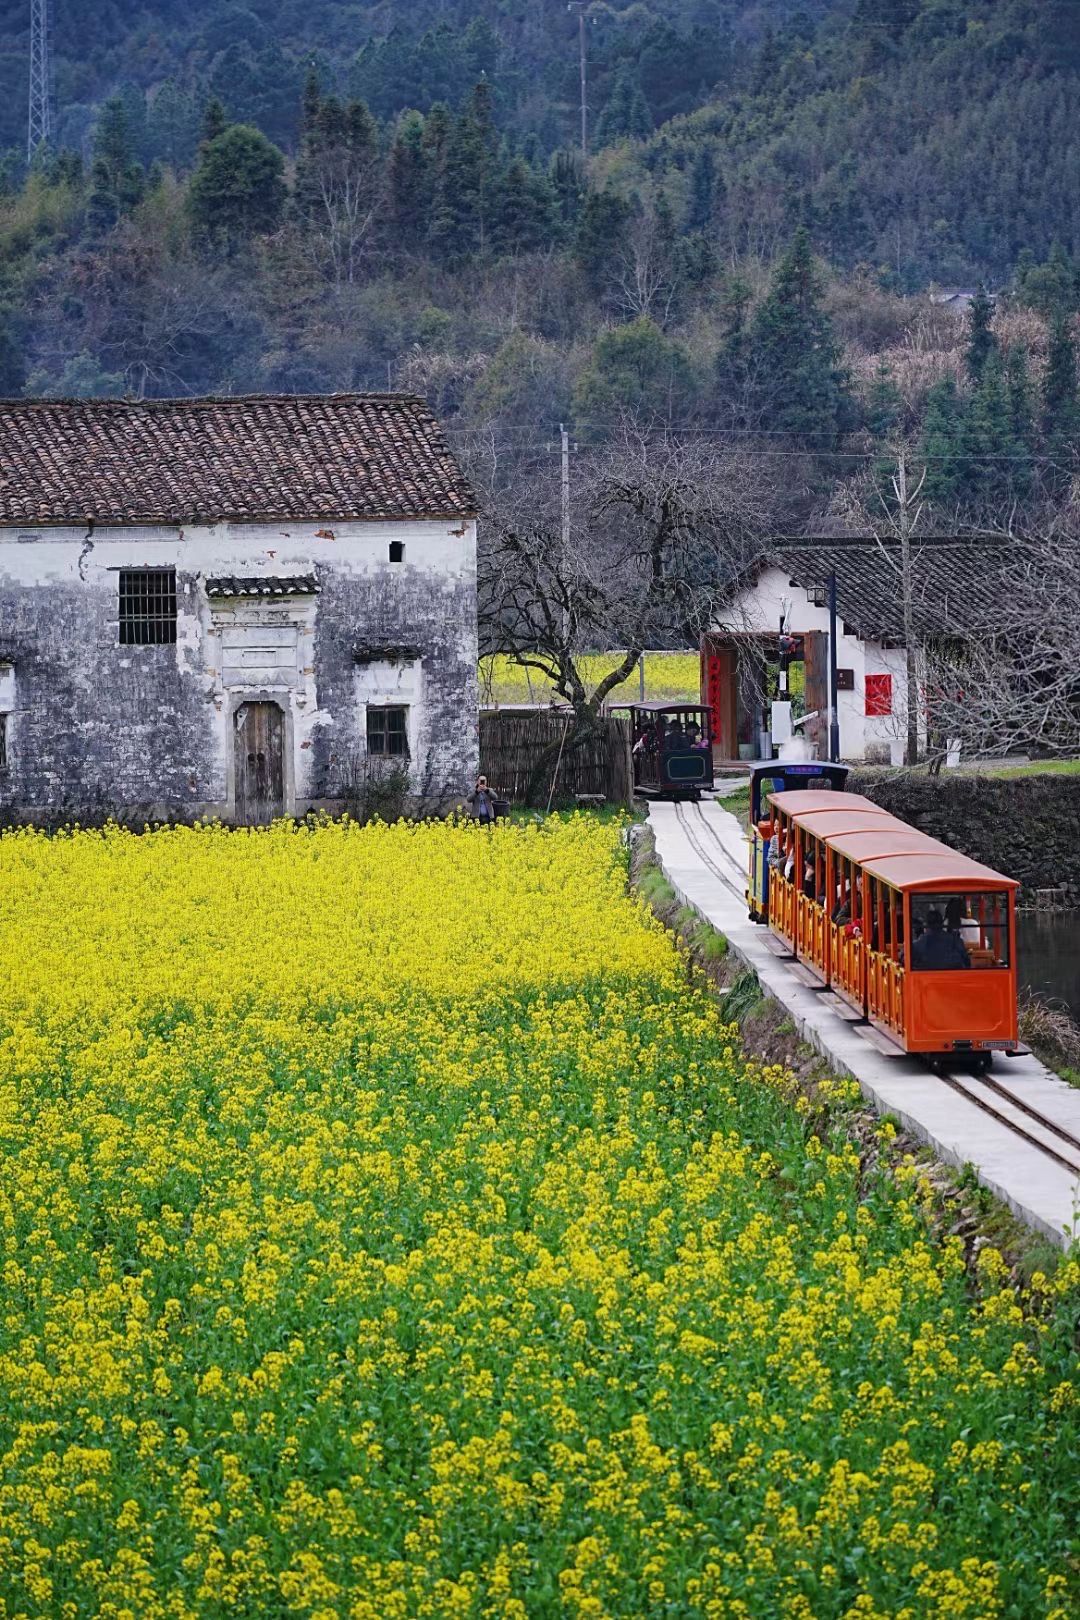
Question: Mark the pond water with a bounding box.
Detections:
[1016,912,1080,1015]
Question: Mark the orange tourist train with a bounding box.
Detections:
[747,769,1020,1069]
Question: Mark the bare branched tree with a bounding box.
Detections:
[475,423,777,801]
[830,458,1080,769]
[926,504,1080,762]
[612,208,679,326]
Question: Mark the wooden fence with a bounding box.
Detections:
[480,709,633,806]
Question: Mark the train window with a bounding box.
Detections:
[909,892,1010,970]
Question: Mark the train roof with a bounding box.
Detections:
[824,826,942,861]
[796,808,900,838]
[859,850,1018,890]
[767,790,886,815]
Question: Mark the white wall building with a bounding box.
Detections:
[0,394,478,822]
[704,539,1007,764]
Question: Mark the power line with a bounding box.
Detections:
[27,0,50,163]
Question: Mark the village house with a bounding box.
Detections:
[703,538,1009,764]
[0,394,478,822]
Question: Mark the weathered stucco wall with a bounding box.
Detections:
[0,517,477,822]
[849,769,1080,899]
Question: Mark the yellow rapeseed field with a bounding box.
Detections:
[479,652,700,707]
[0,818,1076,1619]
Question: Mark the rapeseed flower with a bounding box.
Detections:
[0,817,1075,1617]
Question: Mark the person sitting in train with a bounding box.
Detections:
[686,722,709,752]
[802,859,817,900]
[784,847,796,882]
[912,908,970,970]
[944,895,982,947]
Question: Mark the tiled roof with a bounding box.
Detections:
[0,394,475,525]
[762,537,1013,643]
[205,575,319,597]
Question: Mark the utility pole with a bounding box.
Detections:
[894,449,926,767]
[569,2,588,161]
[559,423,572,646]
[828,571,840,763]
[28,0,51,163]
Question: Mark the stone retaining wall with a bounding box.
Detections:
[849,770,1080,902]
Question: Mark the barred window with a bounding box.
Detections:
[366,705,409,758]
[119,569,177,646]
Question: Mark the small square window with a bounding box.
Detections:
[119,569,177,646]
[366,705,409,757]
[388,540,405,564]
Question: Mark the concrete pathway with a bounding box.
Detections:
[649,797,1080,1249]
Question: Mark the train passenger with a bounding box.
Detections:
[912,909,970,970]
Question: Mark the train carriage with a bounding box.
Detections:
[745,774,1022,1065]
[623,702,715,800]
[857,851,1019,1063]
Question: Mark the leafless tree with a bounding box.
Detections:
[474,423,777,801]
[612,207,679,326]
[925,507,1080,763]
[830,459,1080,769]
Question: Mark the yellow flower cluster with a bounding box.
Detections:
[478,652,700,707]
[0,817,1075,1619]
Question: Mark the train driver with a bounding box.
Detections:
[912,908,971,970]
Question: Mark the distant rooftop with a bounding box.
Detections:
[753,536,1013,643]
[0,393,476,526]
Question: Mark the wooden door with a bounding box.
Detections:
[235,702,285,825]
[802,631,828,760]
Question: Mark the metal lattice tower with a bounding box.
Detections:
[28,0,51,162]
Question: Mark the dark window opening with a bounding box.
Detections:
[909,891,1010,970]
[389,540,405,564]
[0,714,7,770]
[119,569,177,646]
[367,705,409,757]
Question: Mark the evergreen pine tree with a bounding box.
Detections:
[574,188,633,298]
[1006,347,1035,496]
[491,157,558,256]
[744,226,855,438]
[595,65,652,147]
[431,81,497,259]
[90,96,145,222]
[964,286,996,383]
[684,148,717,235]
[549,149,585,226]
[188,124,286,249]
[1042,311,1079,477]
[962,351,1013,505]
[201,97,228,146]
[387,110,431,253]
[919,376,966,506]
[87,156,120,235]
[865,357,902,440]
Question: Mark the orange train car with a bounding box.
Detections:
[755,788,1021,1067]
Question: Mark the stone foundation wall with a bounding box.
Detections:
[849,769,1080,902]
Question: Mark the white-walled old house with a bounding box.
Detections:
[702,539,1009,764]
[0,394,478,822]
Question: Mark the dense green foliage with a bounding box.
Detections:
[0,0,1076,525]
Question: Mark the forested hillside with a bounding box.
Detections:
[0,0,1077,526]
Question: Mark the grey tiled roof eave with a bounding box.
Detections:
[733,536,1014,643]
[0,393,476,526]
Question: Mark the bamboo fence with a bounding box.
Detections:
[480,709,633,806]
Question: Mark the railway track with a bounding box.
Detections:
[672,799,1080,1181]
